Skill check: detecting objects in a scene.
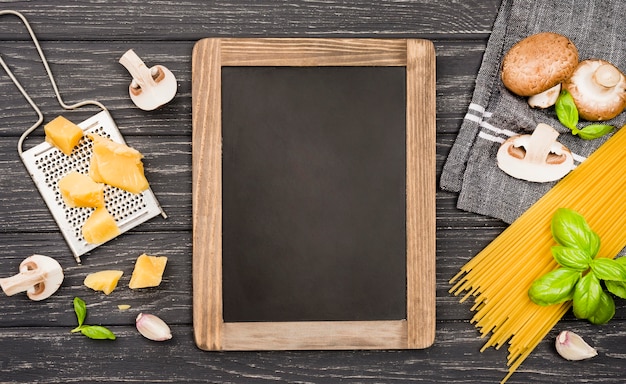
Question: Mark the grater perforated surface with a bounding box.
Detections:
[20,110,165,263]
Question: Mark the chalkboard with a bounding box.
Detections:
[221,66,407,323]
[192,38,436,351]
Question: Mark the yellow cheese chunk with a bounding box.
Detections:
[129,254,168,289]
[82,207,121,244]
[84,270,123,295]
[88,133,149,194]
[44,116,83,155]
[58,171,105,208]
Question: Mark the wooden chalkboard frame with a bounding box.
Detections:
[191,38,436,351]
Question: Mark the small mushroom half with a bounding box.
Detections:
[497,123,574,183]
[501,32,578,108]
[0,255,64,301]
[119,49,177,111]
[528,84,562,109]
[564,59,626,121]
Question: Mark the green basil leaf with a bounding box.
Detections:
[587,291,615,325]
[80,325,116,340]
[73,297,87,327]
[574,124,614,140]
[551,208,600,257]
[551,246,592,270]
[555,90,579,130]
[587,233,601,258]
[528,268,580,306]
[606,280,626,299]
[615,257,626,267]
[590,258,626,282]
[572,272,603,319]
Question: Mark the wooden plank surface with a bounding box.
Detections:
[0,1,624,383]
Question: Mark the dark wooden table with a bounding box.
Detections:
[0,1,623,383]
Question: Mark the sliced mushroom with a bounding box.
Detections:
[564,59,626,121]
[497,123,574,183]
[119,49,177,111]
[0,255,64,301]
[501,32,578,99]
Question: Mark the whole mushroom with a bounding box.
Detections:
[501,32,579,108]
[564,59,626,121]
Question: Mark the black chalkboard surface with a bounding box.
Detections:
[221,66,407,323]
[192,38,436,351]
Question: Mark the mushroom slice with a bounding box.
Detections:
[501,32,578,97]
[119,49,177,111]
[0,255,64,301]
[497,123,574,183]
[564,59,626,121]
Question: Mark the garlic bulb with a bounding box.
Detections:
[136,313,172,341]
[555,330,597,361]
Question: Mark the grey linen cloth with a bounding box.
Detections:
[440,0,626,228]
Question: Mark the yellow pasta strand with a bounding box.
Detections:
[450,126,626,383]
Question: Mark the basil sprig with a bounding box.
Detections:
[71,297,116,340]
[528,208,626,325]
[555,90,615,140]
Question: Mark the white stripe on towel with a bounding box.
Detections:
[478,131,505,143]
[468,103,486,114]
[464,113,482,123]
[480,121,517,137]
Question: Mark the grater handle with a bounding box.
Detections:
[1,10,108,155]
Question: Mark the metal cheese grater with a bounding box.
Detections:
[19,110,166,262]
[2,10,166,263]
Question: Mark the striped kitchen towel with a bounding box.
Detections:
[440,0,626,225]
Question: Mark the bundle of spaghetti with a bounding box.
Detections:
[450,126,626,383]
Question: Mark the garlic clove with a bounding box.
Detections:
[136,313,172,341]
[555,330,597,361]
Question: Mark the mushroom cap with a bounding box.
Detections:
[497,123,574,183]
[501,32,579,97]
[564,59,626,121]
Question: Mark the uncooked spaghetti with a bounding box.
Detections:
[450,126,626,383]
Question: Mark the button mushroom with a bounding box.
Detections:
[501,32,579,108]
[0,255,64,301]
[497,123,574,183]
[119,49,177,111]
[564,59,626,121]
